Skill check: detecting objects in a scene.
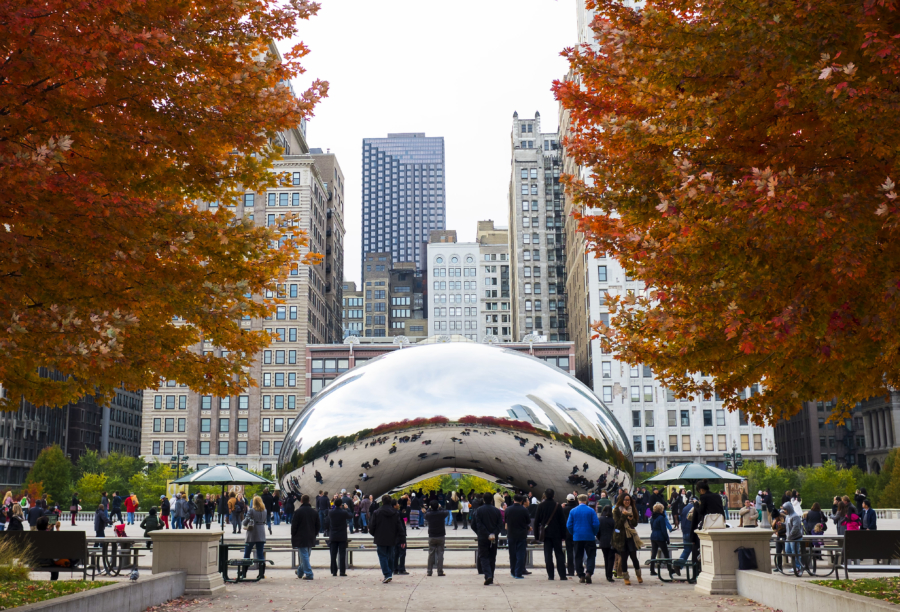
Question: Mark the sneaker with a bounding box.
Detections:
[514,576,524,580]
[300,575,313,580]
[382,577,392,584]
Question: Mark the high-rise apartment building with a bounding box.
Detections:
[342,281,364,339]
[361,253,427,340]
[361,133,445,274]
[507,112,567,342]
[774,401,864,469]
[141,116,346,474]
[426,222,512,342]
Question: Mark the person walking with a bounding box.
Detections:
[291,494,320,580]
[612,493,642,585]
[240,496,268,580]
[677,496,698,567]
[459,494,469,529]
[566,494,599,584]
[140,507,162,549]
[782,501,802,573]
[370,494,403,584]
[739,500,758,528]
[26,501,44,531]
[649,502,673,576]
[93,503,110,538]
[669,489,683,530]
[534,488,568,581]
[325,497,352,576]
[562,493,578,576]
[228,493,240,533]
[505,495,530,580]
[597,505,616,583]
[471,492,503,585]
[261,487,276,535]
[70,492,80,526]
[425,500,449,576]
[110,492,123,524]
[123,493,137,525]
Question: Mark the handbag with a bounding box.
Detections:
[735,546,758,570]
[69,505,77,513]
[242,514,256,529]
[534,502,559,543]
[701,513,726,530]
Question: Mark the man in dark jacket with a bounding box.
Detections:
[424,500,449,576]
[370,495,404,583]
[535,489,568,580]
[471,492,503,584]
[261,487,276,535]
[111,492,123,525]
[694,481,726,530]
[861,499,878,531]
[316,491,330,535]
[26,503,44,530]
[391,499,408,575]
[505,495,531,579]
[679,497,698,564]
[291,494,320,580]
[561,494,578,576]
[324,501,352,577]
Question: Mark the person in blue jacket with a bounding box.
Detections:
[649,502,674,576]
[566,493,600,584]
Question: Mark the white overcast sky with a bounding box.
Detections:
[282,0,576,285]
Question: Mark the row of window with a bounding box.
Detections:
[434,256,474,264]
[156,394,300,411]
[523,283,558,294]
[434,281,478,290]
[150,440,283,456]
[432,268,477,277]
[633,433,764,453]
[433,294,478,304]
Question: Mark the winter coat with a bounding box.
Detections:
[123,496,137,513]
[261,493,276,513]
[370,505,404,548]
[534,499,567,541]
[291,503,320,548]
[244,508,267,543]
[94,508,110,533]
[161,499,171,517]
[504,504,530,540]
[783,502,802,541]
[862,508,878,531]
[650,511,670,542]
[597,515,615,549]
[324,507,352,543]
[803,509,824,533]
[141,514,162,538]
[739,506,759,527]
[471,503,503,541]
[612,506,638,551]
[566,503,600,541]
[425,510,449,537]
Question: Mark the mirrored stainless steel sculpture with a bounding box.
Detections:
[278,343,634,497]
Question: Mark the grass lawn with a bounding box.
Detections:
[812,577,900,605]
[0,580,112,610]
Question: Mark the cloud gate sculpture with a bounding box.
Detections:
[278,343,634,498]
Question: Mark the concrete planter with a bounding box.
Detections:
[737,569,900,612]
[13,571,185,612]
[695,528,774,595]
[150,530,225,597]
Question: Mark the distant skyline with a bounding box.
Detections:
[282,0,575,285]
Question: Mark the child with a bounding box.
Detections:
[140,507,162,549]
[811,523,825,560]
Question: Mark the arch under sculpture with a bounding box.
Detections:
[277,342,634,497]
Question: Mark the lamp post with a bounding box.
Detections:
[725,441,742,474]
[170,453,190,480]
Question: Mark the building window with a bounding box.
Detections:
[598,266,607,282]
[152,441,160,455]
[716,409,726,426]
[237,441,248,455]
[753,434,763,451]
[164,418,174,432]
[218,441,228,455]
[718,434,727,450]
[705,434,714,451]
[262,441,270,455]
[632,410,641,427]
[681,435,691,451]
[238,418,248,432]
[668,410,676,427]
[239,395,249,410]
[646,435,656,452]
[630,386,640,402]
[164,441,173,455]
[633,436,642,453]
[644,386,653,402]
[220,397,230,410]
[219,418,229,433]
[680,410,690,427]
[200,418,210,433]
[741,434,750,451]
[200,441,210,455]
[644,410,654,427]
[703,410,713,427]
[602,386,612,402]
[602,362,611,379]
[669,435,678,452]
[201,396,212,410]
[153,418,161,432]
[178,418,185,432]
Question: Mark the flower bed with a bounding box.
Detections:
[812,577,900,605]
[0,580,111,610]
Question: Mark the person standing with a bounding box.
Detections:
[446,491,459,530]
[861,499,878,531]
[459,494,469,529]
[369,494,402,584]
[566,494,599,584]
[140,507,162,549]
[669,489,683,530]
[93,503,110,538]
[291,494,320,580]
[316,491,330,535]
[424,500,449,576]
[100,492,109,512]
[123,493,137,525]
[505,495,531,579]
[110,492,123,524]
[649,502,673,576]
[597,505,616,583]
[359,494,372,534]
[739,500,759,528]
[325,497,352,577]
[534,488,568,581]
[782,501,802,573]
[261,487,276,535]
[612,493,642,585]
[26,502,44,531]
[562,493,578,576]
[241,496,268,580]
[70,492,80,526]
[678,496,697,566]
[471,492,502,585]
[229,494,242,534]
[391,499,408,575]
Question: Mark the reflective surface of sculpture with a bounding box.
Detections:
[278,343,634,497]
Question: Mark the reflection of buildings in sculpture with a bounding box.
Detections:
[563,404,600,441]
[528,394,576,436]
[507,404,540,424]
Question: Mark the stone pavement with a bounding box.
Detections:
[148,569,778,612]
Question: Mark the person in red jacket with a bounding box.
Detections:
[123,494,138,525]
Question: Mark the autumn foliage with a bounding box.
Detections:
[555,0,900,424]
[0,0,327,409]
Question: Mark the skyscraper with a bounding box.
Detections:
[361,133,445,274]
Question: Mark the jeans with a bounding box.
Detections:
[266,512,272,530]
[172,516,182,529]
[296,547,313,579]
[243,541,265,571]
[393,544,407,572]
[574,540,596,577]
[126,511,134,525]
[507,536,527,577]
[601,546,615,580]
[679,535,693,561]
[361,513,368,531]
[0,524,5,532]
[376,545,393,578]
[477,539,497,579]
[427,537,445,574]
[318,510,327,534]
[330,541,347,575]
[543,536,566,579]
[444,512,452,526]
[231,512,241,532]
[273,512,280,526]
[785,540,801,571]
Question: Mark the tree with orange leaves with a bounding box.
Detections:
[0,0,327,410]
[555,0,900,424]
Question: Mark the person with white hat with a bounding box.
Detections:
[562,493,578,576]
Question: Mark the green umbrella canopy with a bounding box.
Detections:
[642,463,743,485]
[171,465,274,486]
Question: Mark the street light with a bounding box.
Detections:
[725,441,742,474]
[170,453,190,480]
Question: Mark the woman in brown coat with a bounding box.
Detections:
[612,493,642,585]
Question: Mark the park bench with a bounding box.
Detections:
[838,530,900,579]
[0,531,89,580]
